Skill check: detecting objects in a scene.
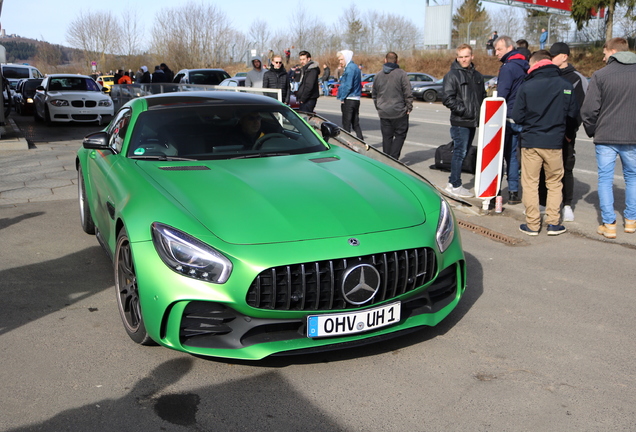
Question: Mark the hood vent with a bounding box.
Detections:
[310,157,339,164]
[159,166,210,171]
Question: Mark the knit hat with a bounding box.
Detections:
[141,66,148,73]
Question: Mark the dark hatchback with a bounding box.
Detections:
[13,78,43,115]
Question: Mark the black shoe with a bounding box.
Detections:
[519,224,539,236]
[508,191,521,205]
[547,224,567,236]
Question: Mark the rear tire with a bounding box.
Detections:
[78,166,96,235]
[115,227,156,346]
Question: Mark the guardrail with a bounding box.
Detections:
[110,84,282,111]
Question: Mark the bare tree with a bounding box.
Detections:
[248,19,272,56]
[150,1,233,70]
[489,7,523,41]
[376,13,420,52]
[342,4,365,52]
[120,9,145,56]
[66,10,122,68]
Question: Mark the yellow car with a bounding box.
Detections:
[95,75,115,93]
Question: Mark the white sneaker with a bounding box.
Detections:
[445,183,473,198]
[563,205,575,222]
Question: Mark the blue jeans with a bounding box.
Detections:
[595,144,636,224]
[504,122,522,193]
[321,81,329,96]
[449,126,476,188]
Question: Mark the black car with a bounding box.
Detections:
[172,68,230,85]
[13,78,43,115]
[412,79,444,102]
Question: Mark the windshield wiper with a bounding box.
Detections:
[230,152,291,159]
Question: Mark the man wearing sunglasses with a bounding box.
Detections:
[263,55,291,105]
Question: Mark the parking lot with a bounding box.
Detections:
[1,97,635,431]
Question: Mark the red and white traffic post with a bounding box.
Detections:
[474,94,507,213]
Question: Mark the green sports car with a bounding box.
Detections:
[76,91,465,360]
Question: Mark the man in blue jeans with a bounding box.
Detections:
[581,37,636,239]
[495,35,529,204]
[442,44,486,198]
[336,49,363,140]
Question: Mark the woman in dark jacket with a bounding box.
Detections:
[262,55,291,105]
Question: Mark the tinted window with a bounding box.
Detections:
[189,71,231,85]
[3,66,29,79]
[108,109,132,153]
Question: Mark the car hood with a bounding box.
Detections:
[138,153,426,245]
[45,90,106,99]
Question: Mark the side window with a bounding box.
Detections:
[422,75,432,82]
[174,73,185,83]
[108,109,132,153]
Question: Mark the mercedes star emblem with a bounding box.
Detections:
[341,264,380,305]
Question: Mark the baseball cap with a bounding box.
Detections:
[550,42,570,56]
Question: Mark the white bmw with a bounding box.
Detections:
[34,74,114,125]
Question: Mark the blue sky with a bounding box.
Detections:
[1,0,431,47]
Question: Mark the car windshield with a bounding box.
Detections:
[24,80,43,91]
[2,66,30,79]
[127,103,328,160]
[49,77,101,92]
[189,71,231,85]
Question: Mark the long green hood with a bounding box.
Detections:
[138,153,426,245]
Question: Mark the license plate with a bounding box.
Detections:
[79,110,90,114]
[307,302,401,338]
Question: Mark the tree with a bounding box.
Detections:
[120,9,145,56]
[66,10,121,68]
[248,19,272,57]
[342,4,365,52]
[452,0,490,44]
[376,13,420,53]
[571,0,636,40]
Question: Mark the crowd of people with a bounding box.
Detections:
[444,34,635,240]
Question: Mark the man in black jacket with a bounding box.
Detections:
[262,55,291,105]
[442,44,486,198]
[548,42,587,222]
[372,51,413,160]
[296,51,320,112]
[512,50,580,236]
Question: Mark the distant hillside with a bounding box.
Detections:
[0,37,81,66]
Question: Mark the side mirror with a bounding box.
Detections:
[82,131,111,150]
[36,86,44,91]
[320,121,341,141]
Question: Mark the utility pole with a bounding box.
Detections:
[0,0,6,138]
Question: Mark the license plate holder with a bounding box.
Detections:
[307,302,401,338]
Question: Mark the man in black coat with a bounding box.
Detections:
[512,50,579,236]
[262,55,291,105]
[296,50,320,112]
[442,44,486,198]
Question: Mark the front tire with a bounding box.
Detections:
[115,228,155,346]
[423,90,437,103]
[78,166,96,235]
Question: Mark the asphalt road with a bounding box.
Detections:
[1,97,635,431]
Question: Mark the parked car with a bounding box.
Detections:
[407,72,438,87]
[76,91,466,360]
[173,68,230,85]
[12,78,43,115]
[234,72,247,77]
[95,75,115,93]
[1,64,44,94]
[33,74,114,125]
[412,79,444,102]
[361,73,376,97]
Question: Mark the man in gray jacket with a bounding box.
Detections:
[372,52,413,160]
[581,37,636,239]
[245,56,266,88]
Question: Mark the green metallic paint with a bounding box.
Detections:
[77,92,466,360]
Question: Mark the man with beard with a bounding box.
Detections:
[296,50,321,112]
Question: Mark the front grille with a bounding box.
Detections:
[71,100,84,107]
[85,100,97,107]
[247,247,436,311]
[71,114,98,120]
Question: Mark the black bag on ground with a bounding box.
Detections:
[432,141,477,174]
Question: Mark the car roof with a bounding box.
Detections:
[177,68,227,73]
[140,90,283,109]
[47,74,93,79]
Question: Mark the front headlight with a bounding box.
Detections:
[436,198,455,253]
[26,98,34,103]
[98,99,112,107]
[151,223,232,283]
[49,99,69,107]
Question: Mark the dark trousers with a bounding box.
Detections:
[341,99,363,140]
[299,98,317,113]
[380,115,409,160]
